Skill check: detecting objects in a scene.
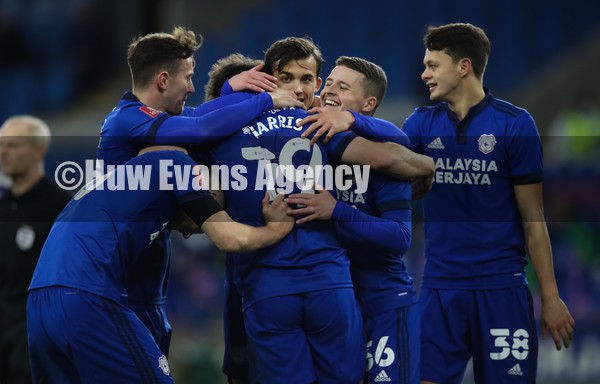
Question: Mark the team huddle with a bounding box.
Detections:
[6,22,574,384]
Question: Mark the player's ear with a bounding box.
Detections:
[362,96,378,115]
[315,77,323,93]
[157,71,169,90]
[458,58,471,77]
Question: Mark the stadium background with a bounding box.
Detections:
[1,0,599,382]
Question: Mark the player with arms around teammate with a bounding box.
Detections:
[98,26,294,164]
[401,23,574,383]
[198,38,433,383]
[288,56,420,384]
[200,38,365,384]
[97,26,300,358]
[26,146,293,384]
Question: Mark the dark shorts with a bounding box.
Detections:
[245,288,365,384]
[419,286,538,384]
[27,287,174,384]
[222,280,249,381]
[364,303,420,384]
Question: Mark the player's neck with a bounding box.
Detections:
[10,168,44,197]
[447,83,486,121]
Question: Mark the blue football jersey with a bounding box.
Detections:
[202,106,357,310]
[29,151,216,304]
[333,119,416,316]
[96,91,272,307]
[97,91,273,165]
[402,91,542,289]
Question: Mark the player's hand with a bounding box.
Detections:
[311,95,322,108]
[298,108,355,145]
[411,174,434,200]
[541,295,575,350]
[262,193,294,235]
[286,184,336,224]
[228,63,277,93]
[268,88,306,109]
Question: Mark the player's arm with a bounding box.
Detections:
[192,87,302,118]
[181,193,294,253]
[287,189,411,255]
[514,182,575,350]
[337,136,434,180]
[348,112,409,146]
[298,108,408,146]
[303,109,433,198]
[193,92,255,116]
[152,91,303,146]
[341,137,434,197]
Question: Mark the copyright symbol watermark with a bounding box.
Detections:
[54,161,84,190]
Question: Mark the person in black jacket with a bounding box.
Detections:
[0,115,71,384]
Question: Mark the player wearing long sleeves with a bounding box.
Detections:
[289,56,420,384]
[96,27,300,358]
[26,148,293,383]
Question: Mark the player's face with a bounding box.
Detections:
[164,57,195,115]
[320,65,369,114]
[0,123,43,178]
[273,56,322,109]
[421,49,462,102]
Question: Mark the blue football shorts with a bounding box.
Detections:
[419,286,538,384]
[364,302,420,384]
[244,288,365,384]
[128,301,172,357]
[27,286,174,384]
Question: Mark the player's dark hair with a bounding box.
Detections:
[264,37,323,77]
[423,23,490,79]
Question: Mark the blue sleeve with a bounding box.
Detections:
[350,112,409,147]
[221,80,234,96]
[151,92,272,146]
[400,109,422,153]
[507,112,543,185]
[332,173,412,255]
[332,203,411,255]
[191,92,255,117]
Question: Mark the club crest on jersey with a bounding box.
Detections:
[139,106,161,118]
[158,355,170,375]
[477,134,497,154]
[15,224,35,251]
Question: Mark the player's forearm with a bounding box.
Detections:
[333,202,411,255]
[341,139,434,180]
[209,221,285,253]
[524,220,560,300]
[379,142,435,179]
[155,92,271,145]
[192,92,254,116]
